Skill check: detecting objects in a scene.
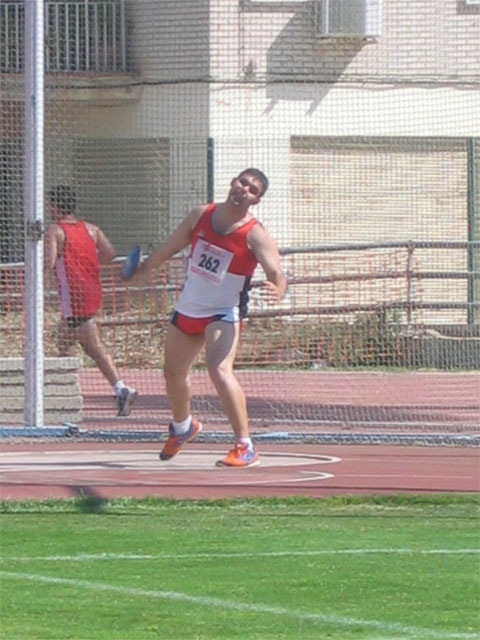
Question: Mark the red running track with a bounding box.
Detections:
[0,442,478,501]
[78,370,480,433]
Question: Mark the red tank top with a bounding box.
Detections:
[55,220,101,318]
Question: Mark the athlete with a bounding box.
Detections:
[46,185,137,416]
[132,168,287,466]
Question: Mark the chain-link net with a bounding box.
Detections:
[0,0,479,443]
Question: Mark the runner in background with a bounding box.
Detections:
[46,185,137,417]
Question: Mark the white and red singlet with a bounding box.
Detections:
[175,203,258,322]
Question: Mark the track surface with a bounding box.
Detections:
[0,442,478,500]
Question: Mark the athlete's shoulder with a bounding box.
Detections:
[198,202,216,216]
[246,220,278,252]
[82,220,99,233]
[188,203,214,226]
[246,219,267,239]
[47,222,64,239]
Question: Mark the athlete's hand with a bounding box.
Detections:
[258,280,282,304]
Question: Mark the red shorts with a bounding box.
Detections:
[170,310,239,336]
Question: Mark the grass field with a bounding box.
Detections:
[0,494,479,640]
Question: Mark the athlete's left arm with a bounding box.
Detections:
[248,224,287,303]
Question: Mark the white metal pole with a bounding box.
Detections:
[24,0,45,427]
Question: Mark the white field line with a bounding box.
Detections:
[2,549,479,562]
[0,570,478,640]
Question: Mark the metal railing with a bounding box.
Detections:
[275,240,480,328]
[1,0,128,73]
[1,241,479,327]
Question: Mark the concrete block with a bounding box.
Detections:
[0,357,83,426]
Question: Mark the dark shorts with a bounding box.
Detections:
[65,316,94,329]
[169,310,237,336]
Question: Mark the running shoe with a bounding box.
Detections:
[116,386,138,417]
[159,418,203,460]
[215,443,259,468]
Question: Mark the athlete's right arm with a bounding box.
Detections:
[134,206,205,278]
[95,227,116,264]
[45,224,63,271]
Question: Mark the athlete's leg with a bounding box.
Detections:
[204,320,249,440]
[163,322,204,421]
[58,318,79,357]
[77,317,120,387]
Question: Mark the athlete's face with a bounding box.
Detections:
[229,173,264,208]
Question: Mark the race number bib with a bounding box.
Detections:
[189,239,234,285]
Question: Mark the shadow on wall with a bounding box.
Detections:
[258,4,365,114]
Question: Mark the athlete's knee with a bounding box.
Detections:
[163,361,188,384]
[79,331,103,358]
[208,362,234,387]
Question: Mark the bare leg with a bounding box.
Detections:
[58,319,79,357]
[163,323,204,421]
[77,318,120,387]
[204,321,248,440]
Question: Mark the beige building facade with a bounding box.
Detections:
[0,0,479,324]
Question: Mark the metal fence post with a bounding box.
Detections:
[467,138,478,326]
[23,0,45,427]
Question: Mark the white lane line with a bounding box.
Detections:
[0,450,341,475]
[0,471,336,486]
[2,549,479,562]
[342,474,472,479]
[0,570,476,640]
